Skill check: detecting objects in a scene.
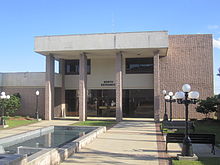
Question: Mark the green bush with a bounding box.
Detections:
[196,96,219,119]
[0,93,21,116]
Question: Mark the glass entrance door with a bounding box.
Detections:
[65,90,78,116]
[65,89,154,118]
[87,89,116,117]
[123,89,154,118]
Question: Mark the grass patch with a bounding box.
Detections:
[193,120,220,144]
[172,160,202,165]
[172,157,220,165]
[3,117,38,128]
[6,120,38,128]
[72,120,117,129]
[174,119,220,144]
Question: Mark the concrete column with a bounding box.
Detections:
[153,50,160,122]
[45,55,55,120]
[79,53,87,121]
[59,59,66,117]
[115,52,123,122]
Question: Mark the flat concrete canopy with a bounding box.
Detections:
[35,31,168,59]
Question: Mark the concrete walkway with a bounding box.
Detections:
[61,120,160,165]
[0,119,76,138]
[167,139,220,158]
[2,118,218,164]
[0,118,163,164]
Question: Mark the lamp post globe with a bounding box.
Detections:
[182,84,191,93]
[36,90,39,96]
[188,91,199,99]
[35,90,39,120]
[162,90,167,95]
[1,92,6,96]
[175,91,185,100]
[168,92,173,96]
[165,95,170,100]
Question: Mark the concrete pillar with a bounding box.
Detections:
[154,50,160,122]
[79,53,87,121]
[45,55,55,120]
[115,52,123,122]
[59,59,66,117]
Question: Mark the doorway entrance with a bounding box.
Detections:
[65,89,154,118]
[87,89,116,117]
[65,90,78,116]
[123,89,154,118]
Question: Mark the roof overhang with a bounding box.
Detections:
[34,31,168,59]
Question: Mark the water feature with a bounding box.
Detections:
[2,126,94,155]
[0,125,106,165]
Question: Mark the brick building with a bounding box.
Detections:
[0,31,213,121]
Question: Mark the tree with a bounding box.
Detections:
[196,96,219,119]
[0,93,21,116]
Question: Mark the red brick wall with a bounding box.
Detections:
[2,88,45,118]
[1,87,62,119]
[159,34,213,119]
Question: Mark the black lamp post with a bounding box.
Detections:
[175,84,199,156]
[165,92,176,121]
[0,92,10,127]
[35,90,39,120]
[162,90,168,121]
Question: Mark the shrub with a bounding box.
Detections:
[196,96,219,119]
[0,93,21,116]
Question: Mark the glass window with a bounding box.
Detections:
[123,89,154,118]
[65,59,91,75]
[87,90,116,117]
[126,58,153,74]
[65,90,78,116]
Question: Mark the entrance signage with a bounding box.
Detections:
[101,81,115,87]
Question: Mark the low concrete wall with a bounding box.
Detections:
[0,154,27,165]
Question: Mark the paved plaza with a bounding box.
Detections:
[0,118,219,165]
[61,119,160,165]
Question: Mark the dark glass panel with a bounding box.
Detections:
[87,89,116,117]
[87,89,154,118]
[65,59,91,75]
[65,90,78,116]
[126,58,153,74]
[122,89,154,118]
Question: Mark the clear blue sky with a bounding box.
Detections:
[0,0,220,94]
